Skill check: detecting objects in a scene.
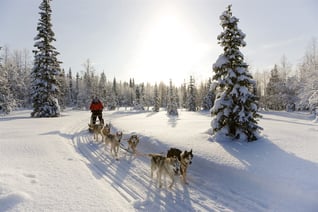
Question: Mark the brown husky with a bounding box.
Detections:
[104,131,123,160]
[88,123,104,142]
[127,134,139,154]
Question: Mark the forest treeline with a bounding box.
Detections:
[1,38,318,114]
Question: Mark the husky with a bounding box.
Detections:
[167,148,182,161]
[88,123,104,142]
[127,134,139,154]
[148,153,180,189]
[167,148,193,184]
[104,131,123,160]
[100,123,111,142]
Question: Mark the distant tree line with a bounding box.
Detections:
[0,47,215,114]
[1,38,318,115]
[253,38,318,113]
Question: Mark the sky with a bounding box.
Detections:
[1,0,318,85]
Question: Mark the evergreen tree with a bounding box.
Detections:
[0,47,14,114]
[128,78,135,106]
[30,0,62,117]
[167,80,178,116]
[98,72,107,104]
[187,75,197,111]
[265,65,286,110]
[82,59,95,102]
[211,5,262,141]
[153,83,160,112]
[297,39,318,111]
[74,72,80,106]
[159,82,167,108]
[202,78,215,110]
[58,69,67,110]
[106,77,118,110]
[181,81,187,109]
[67,68,75,106]
[0,47,10,113]
[134,85,144,110]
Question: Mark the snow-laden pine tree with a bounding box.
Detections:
[30,0,61,117]
[202,78,216,110]
[265,65,286,110]
[0,47,11,114]
[67,68,74,106]
[0,47,17,114]
[98,72,107,104]
[133,85,144,110]
[187,76,197,111]
[211,5,262,141]
[153,83,160,112]
[167,80,178,116]
[298,38,318,111]
[181,81,187,109]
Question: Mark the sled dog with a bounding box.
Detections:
[88,123,104,142]
[104,131,123,160]
[167,148,182,161]
[167,148,193,184]
[100,123,111,142]
[148,153,180,189]
[127,134,139,154]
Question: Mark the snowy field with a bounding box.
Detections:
[0,108,317,212]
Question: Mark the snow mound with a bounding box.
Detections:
[0,188,31,211]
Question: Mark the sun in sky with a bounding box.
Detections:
[129,7,211,85]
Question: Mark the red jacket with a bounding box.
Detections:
[90,100,103,111]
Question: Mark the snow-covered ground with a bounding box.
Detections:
[0,109,317,212]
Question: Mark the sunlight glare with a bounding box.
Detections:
[130,9,209,85]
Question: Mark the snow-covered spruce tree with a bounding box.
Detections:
[297,39,318,111]
[58,69,67,110]
[30,0,61,117]
[167,80,178,116]
[67,68,74,106]
[133,85,144,110]
[181,81,187,109]
[265,65,286,110]
[74,72,80,107]
[202,78,216,110]
[211,5,262,141]
[98,72,107,105]
[187,75,197,111]
[153,83,160,112]
[0,47,11,114]
[0,47,17,114]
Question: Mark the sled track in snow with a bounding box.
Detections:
[71,125,145,203]
[69,125,214,211]
[67,122,263,212]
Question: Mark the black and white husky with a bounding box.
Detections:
[148,153,180,189]
[167,148,193,184]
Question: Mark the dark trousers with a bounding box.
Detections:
[91,110,104,125]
